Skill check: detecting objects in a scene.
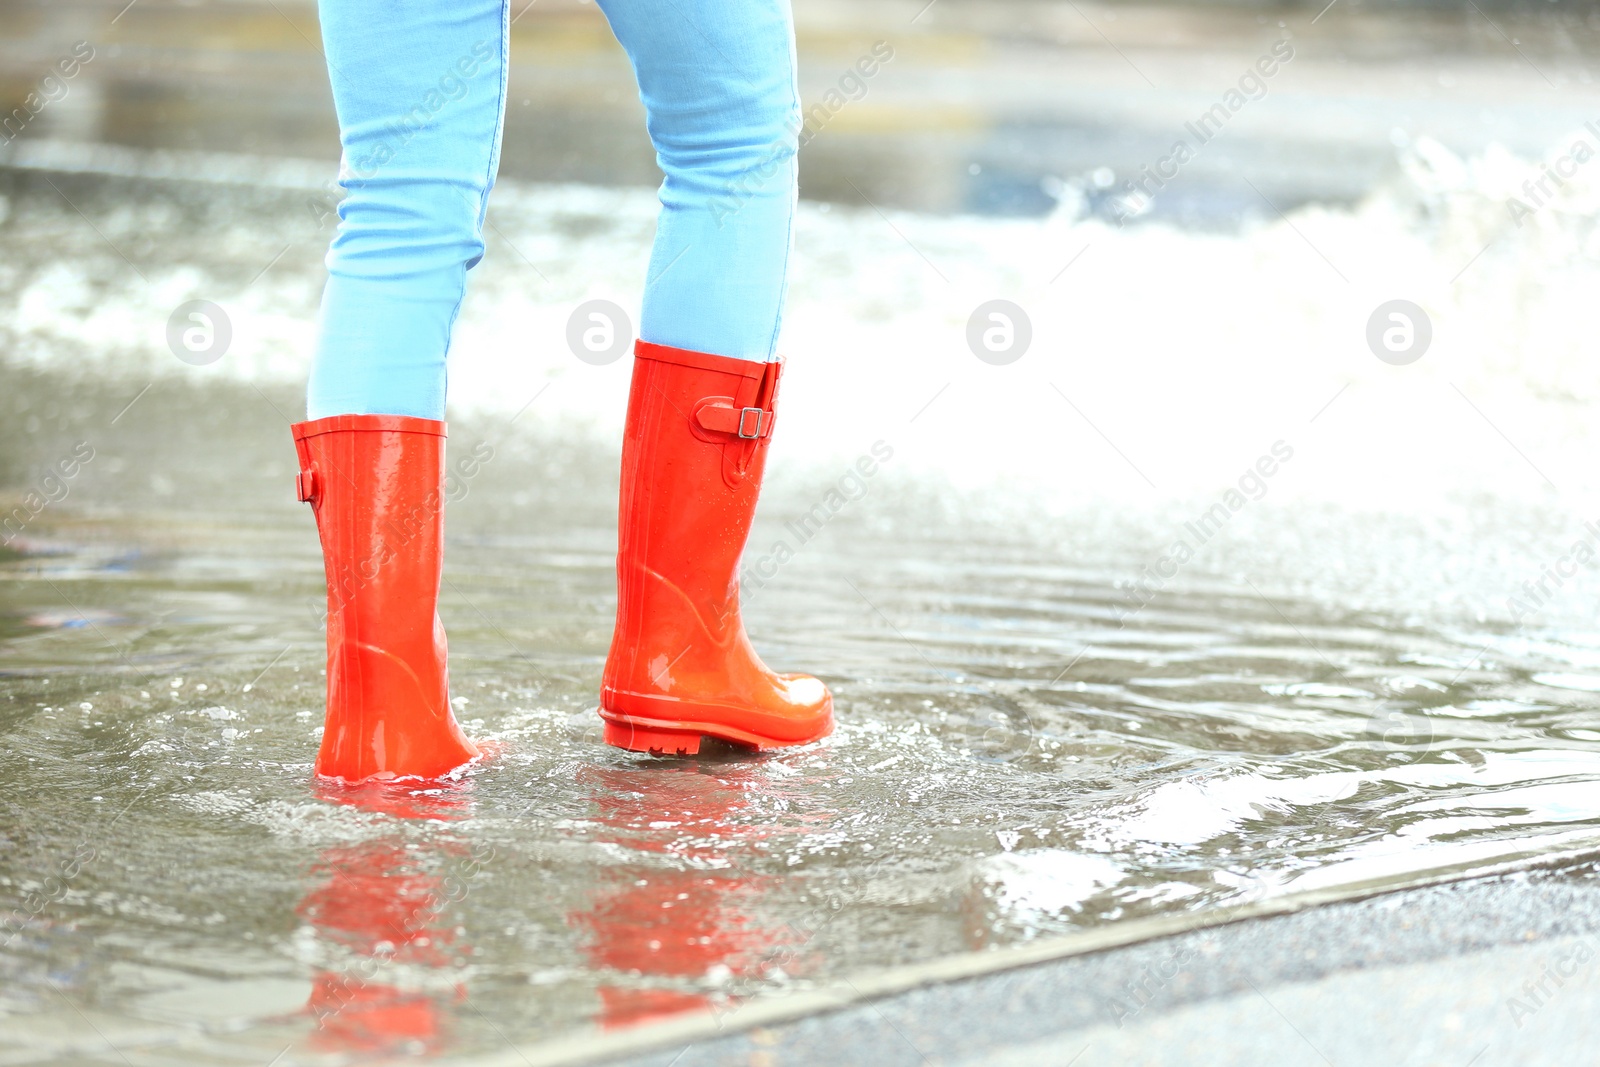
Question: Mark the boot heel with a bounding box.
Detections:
[603,720,702,755]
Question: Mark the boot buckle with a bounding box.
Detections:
[692,398,773,440]
[296,470,318,503]
[737,407,768,439]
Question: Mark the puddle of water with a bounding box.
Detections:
[4,355,1600,1060]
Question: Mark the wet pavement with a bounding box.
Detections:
[599,859,1600,1067]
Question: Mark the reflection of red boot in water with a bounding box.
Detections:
[583,864,758,1027]
[569,763,804,1029]
[300,841,458,1054]
[299,782,480,1055]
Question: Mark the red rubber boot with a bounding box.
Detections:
[599,341,834,754]
[292,415,480,782]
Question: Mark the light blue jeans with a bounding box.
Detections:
[307,0,799,420]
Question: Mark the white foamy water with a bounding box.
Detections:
[5,136,1597,507]
[6,136,1600,630]
[401,132,1600,523]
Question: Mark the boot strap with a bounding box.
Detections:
[695,400,774,439]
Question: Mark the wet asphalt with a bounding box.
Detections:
[603,862,1600,1067]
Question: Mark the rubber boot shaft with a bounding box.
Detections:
[292,414,479,781]
[600,341,833,752]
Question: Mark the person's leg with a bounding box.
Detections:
[307,0,510,418]
[595,0,832,755]
[595,0,799,362]
[294,0,508,782]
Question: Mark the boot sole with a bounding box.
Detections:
[598,707,832,756]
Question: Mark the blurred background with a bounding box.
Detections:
[7,0,1600,220]
[8,0,1600,1063]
